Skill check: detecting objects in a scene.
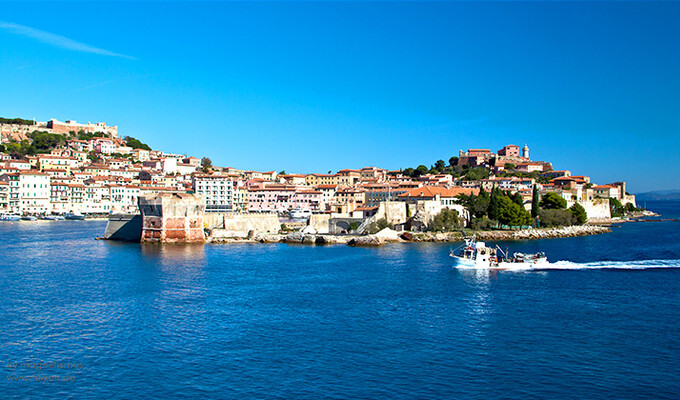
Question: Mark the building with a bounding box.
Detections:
[0,171,51,214]
[516,162,545,173]
[248,185,296,212]
[91,138,116,154]
[306,173,339,186]
[497,144,520,157]
[192,174,234,212]
[0,181,8,211]
[593,185,620,199]
[46,119,118,138]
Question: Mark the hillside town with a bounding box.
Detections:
[0,117,636,230]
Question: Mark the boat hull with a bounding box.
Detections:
[452,255,549,271]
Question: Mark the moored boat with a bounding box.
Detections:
[289,208,312,219]
[65,212,86,220]
[21,215,38,221]
[450,236,549,271]
[0,213,21,221]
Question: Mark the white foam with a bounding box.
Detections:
[542,259,680,270]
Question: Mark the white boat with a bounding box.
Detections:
[450,236,549,271]
[0,213,21,221]
[289,208,312,219]
[65,212,86,220]
[21,215,38,221]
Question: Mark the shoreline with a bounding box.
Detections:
[209,211,667,246]
[209,224,613,246]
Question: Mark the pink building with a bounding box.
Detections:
[289,190,322,211]
[248,186,321,212]
[248,186,296,212]
[497,144,520,157]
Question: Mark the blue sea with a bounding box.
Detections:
[1,201,679,399]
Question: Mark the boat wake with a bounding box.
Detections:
[539,259,680,270]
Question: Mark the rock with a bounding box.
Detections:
[349,235,385,246]
[315,236,328,245]
[400,232,413,241]
[373,227,400,242]
[302,234,316,245]
[284,232,304,243]
[301,225,317,234]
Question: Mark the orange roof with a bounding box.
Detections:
[398,186,480,198]
[354,206,379,211]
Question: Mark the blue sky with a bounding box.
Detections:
[1,1,679,192]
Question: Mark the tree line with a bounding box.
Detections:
[0,117,35,125]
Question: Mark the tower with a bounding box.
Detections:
[522,144,529,159]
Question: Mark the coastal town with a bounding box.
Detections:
[0,117,639,238]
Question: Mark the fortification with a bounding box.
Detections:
[138,193,205,243]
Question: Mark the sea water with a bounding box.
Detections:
[1,201,679,399]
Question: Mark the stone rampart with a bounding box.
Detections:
[139,193,205,243]
[206,212,280,239]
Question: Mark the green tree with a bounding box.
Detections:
[30,131,66,152]
[87,151,102,163]
[457,189,490,220]
[429,208,462,232]
[448,156,458,167]
[504,163,516,170]
[201,157,213,173]
[488,187,501,221]
[413,165,429,177]
[434,159,446,173]
[124,136,152,151]
[463,167,490,181]
[569,203,588,225]
[510,191,524,207]
[497,196,532,227]
[539,209,575,227]
[531,185,540,218]
[609,198,624,217]
[624,203,640,212]
[539,192,567,210]
[0,117,34,125]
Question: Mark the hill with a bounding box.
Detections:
[635,190,680,201]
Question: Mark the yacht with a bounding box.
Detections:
[65,212,86,220]
[21,215,38,221]
[450,236,549,271]
[289,208,312,219]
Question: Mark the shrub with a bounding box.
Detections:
[366,218,390,234]
[470,216,495,230]
[539,209,574,227]
[429,208,462,232]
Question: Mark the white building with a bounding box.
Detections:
[1,171,51,214]
[193,174,234,212]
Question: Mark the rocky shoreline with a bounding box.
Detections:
[209,224,612,246]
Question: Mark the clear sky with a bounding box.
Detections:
[1,1,679,192]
